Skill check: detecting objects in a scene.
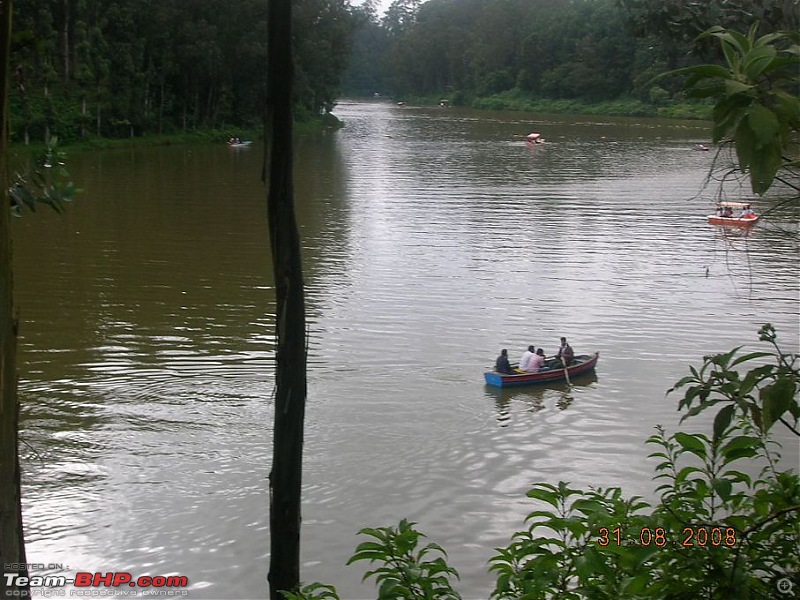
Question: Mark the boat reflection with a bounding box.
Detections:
[485,372,598,426]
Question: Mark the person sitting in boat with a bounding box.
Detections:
[519,345,535,372]
[495,349,514,374]
[555,337,574,367]
[742,206,755,218]
[723,206,734,217]
[528,348,547,372]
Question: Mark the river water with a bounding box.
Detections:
[12,101,799,598]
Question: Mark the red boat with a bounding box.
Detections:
[708,202,759,226]
[484,353,599,388]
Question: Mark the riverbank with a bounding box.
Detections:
[392,90,713,120]
[8,113,343,153]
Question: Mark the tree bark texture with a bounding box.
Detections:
[264,0,306,597]
[0,0,30,596]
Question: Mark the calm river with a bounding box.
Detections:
[13,101,800,599]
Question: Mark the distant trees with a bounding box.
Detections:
[343,0,799,110]
[8,0,356,143]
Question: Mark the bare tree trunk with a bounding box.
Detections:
[95,84,101,136]
[264,0,306,595]
[62,0,69,82]
[158,80,164,135]
[43,81,50,144]
[0,0,30,596]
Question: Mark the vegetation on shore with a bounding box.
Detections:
[388,91,713,120]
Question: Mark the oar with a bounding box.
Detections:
[563,357,571,386]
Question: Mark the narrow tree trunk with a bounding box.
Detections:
[94,82,100,136]
[62,0,69,82]
[43,81,50,144]
[264,0,306,595]
[206,85,213,128]
[158,80,164,135]
[0,0,30,596]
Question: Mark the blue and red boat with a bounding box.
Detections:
[484,353,599,388]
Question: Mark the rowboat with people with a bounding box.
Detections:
[707,201,759,226]
[227,138,253,148]
[484,352,599,388]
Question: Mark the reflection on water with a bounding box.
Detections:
[485,372,599,425]
[13,101,799,599]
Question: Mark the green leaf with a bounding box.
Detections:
[761,377,797,432]
[753,145,782,195]
[712,478,733,502]
[734,119,758,171]
[713,404,736,441]
[674,432,708,459]
[526,484,561,508]
[754,32,788,49]
[724,80,753,95]
[729,351,773,368]
[722,435,760,452]
[747,105,780,147]
[743,45,777,80]
[676,466,702,485]
[719,37,741,72]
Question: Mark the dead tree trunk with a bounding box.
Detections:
[264,0,306,597]
[0,0,30,596]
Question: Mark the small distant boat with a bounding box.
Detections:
[526,132,545,144]
[227,139,253,148]
[693,144,710,151]
[484,353,599,388]
[707,202,759,226]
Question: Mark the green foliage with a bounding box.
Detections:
[9,0,356,143]
[670,323,800,437]
[9,138,80,215]
[281,582,341,600]
[662,25,800,195]
[295,328,800,598]
[347,519,461,599]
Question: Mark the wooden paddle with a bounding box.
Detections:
[563,356,571,386]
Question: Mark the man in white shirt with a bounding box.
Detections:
[519,345,536,371]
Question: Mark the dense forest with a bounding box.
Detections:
[9,0,354,142]
[345,0,798,108]
[7,0,798,143]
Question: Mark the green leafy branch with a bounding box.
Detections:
[669,323,799,438]
[9,138,80,216]
[656,24,799,196]
[347,518,461,599]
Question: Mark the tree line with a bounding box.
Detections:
[9,0,354,143]
[344,0,798,110]
[8,0,798,144]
